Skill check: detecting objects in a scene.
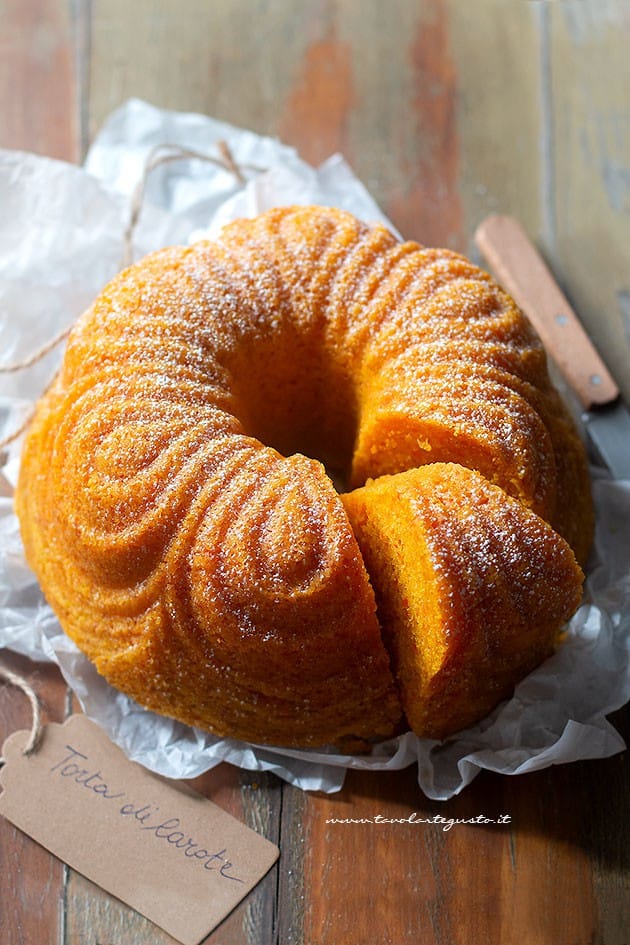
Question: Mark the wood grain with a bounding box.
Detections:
[0,1,78,941]
[86,0,464,246]
[445,0,545,260]
[0,0,78,161]
[300,738,630,945]
[278,14,355,167]
[0,653,68,945]
[549,2,630,401]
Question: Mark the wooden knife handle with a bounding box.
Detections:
[474,214,618,410]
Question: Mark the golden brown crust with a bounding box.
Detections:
[15,205,592,747]
[342,464,584,739]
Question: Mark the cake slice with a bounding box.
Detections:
[341,463,584,739]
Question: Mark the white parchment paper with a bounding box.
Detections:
[1,99,629,799]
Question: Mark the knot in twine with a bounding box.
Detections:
[0,139,257,458]
[121,140,261,268]
[0,664,43,765]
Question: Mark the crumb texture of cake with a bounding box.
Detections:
[341,464,584,739]
[15,205,591,747]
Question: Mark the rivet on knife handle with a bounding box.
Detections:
[474,215,619,411]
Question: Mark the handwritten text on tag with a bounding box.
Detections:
[0,715,279,944]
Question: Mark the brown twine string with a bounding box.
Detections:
[0,370,62,457]
[0,664,43,764]
[0,139,256,458]
[0,412,35,455]
[121,140,261,268]
[0,325,72,376]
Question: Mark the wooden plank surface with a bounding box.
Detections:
[550,2,630,403]
[0,3,77,942]
[0,653,68,945]
[1,2,629,944]
[0,0,78,161]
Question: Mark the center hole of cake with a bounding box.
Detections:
[231,352,358,493]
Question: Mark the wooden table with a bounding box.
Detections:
[1,2,629,943]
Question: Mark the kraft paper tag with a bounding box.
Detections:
[0,715,279,944]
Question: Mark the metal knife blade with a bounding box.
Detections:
[475,214,630,481]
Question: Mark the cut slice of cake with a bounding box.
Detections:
[342,462,584,739]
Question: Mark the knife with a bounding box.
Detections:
[475,214,630,481]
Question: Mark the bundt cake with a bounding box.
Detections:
[15,205,592,748]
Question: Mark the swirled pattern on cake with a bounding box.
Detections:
[15,206,591,747]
